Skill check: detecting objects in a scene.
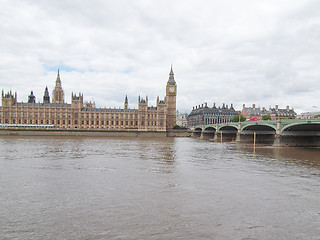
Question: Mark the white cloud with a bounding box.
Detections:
[0,0,319,114]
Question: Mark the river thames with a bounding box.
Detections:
[0,136,319,239]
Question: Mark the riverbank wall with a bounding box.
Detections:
[0,129,168,137]
[166,129,192,137]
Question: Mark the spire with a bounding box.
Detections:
[124,95,128,109]
[56,69,61,87]
[52,69,64,104]
[43,86,50,104]
[170,64,174,75]
[168,65,175,84]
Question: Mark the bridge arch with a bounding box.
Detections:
[281,122,320,135]
[217,125,238,141]
[240,123,276,143]
[241,123,276,134]
[194,127,202,132]
[193,127,203,137]
[203,126,216,139]
[204,126,216,131]
[218,125,238,132]
[241,123,276,132]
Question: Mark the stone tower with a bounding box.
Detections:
[124,95,128,109]
[1,90,17,124]
[43,86,50,104]
[165,65,177,130]
[52,70,64,104]
[28,91,36,104]
[71,92,83,109]
[1,90,17,107]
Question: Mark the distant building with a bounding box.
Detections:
[269,105,296,119]
[242,104,296,120]
[241,104,266,120]
[188,103,238,127]
[176,111,188,128]
[297,111,320,119]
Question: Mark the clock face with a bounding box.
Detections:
[169,87,175,93]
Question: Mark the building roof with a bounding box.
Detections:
[188,104,238,117]
[243,107,262,115]
[270,108,296,116]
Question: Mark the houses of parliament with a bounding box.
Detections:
[0,67,177,132]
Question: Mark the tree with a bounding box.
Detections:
[230,115,246,122]
[173,125,181,129]
[262,114,271,120]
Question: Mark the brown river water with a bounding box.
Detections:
[0,136,319,239]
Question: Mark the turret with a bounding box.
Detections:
[71,92,83,109]
[43,86,50,104]
[124,95,128,109]
[1,90,17,107]
[28,90,36,104]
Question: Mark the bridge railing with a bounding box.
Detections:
[191,119,320,132]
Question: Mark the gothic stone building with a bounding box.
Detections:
[0,67,177,131]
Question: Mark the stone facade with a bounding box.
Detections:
[176,110,188,128]
[269,105,296,119]
[188,103,238,127]
[297,111,320,119]
[0,67,177,131]
[242,104,296,120]
[241,104,266,120]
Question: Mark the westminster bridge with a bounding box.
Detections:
[191,119,320,146]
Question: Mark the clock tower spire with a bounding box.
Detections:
[166,65,177,130]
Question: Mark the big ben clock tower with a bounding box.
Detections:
[166,65,177,130]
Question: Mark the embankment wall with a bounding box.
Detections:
[0,129,167,137]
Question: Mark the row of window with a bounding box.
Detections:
[0,118,164,127]
[0,124,54,128]
[0,111,163,119]
[188,116,235,126]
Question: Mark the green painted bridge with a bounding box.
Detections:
[191,119,320,146]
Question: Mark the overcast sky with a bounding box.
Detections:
[1,0,319,114]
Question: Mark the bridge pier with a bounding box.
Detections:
[235,122,241,142]
[235,133,241,142]
[273,136,281,147]
[213,132,218,141]
[200,130,204,140]
[276,120,281,136]
[273,120,283,147]
[213,126,219,141]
